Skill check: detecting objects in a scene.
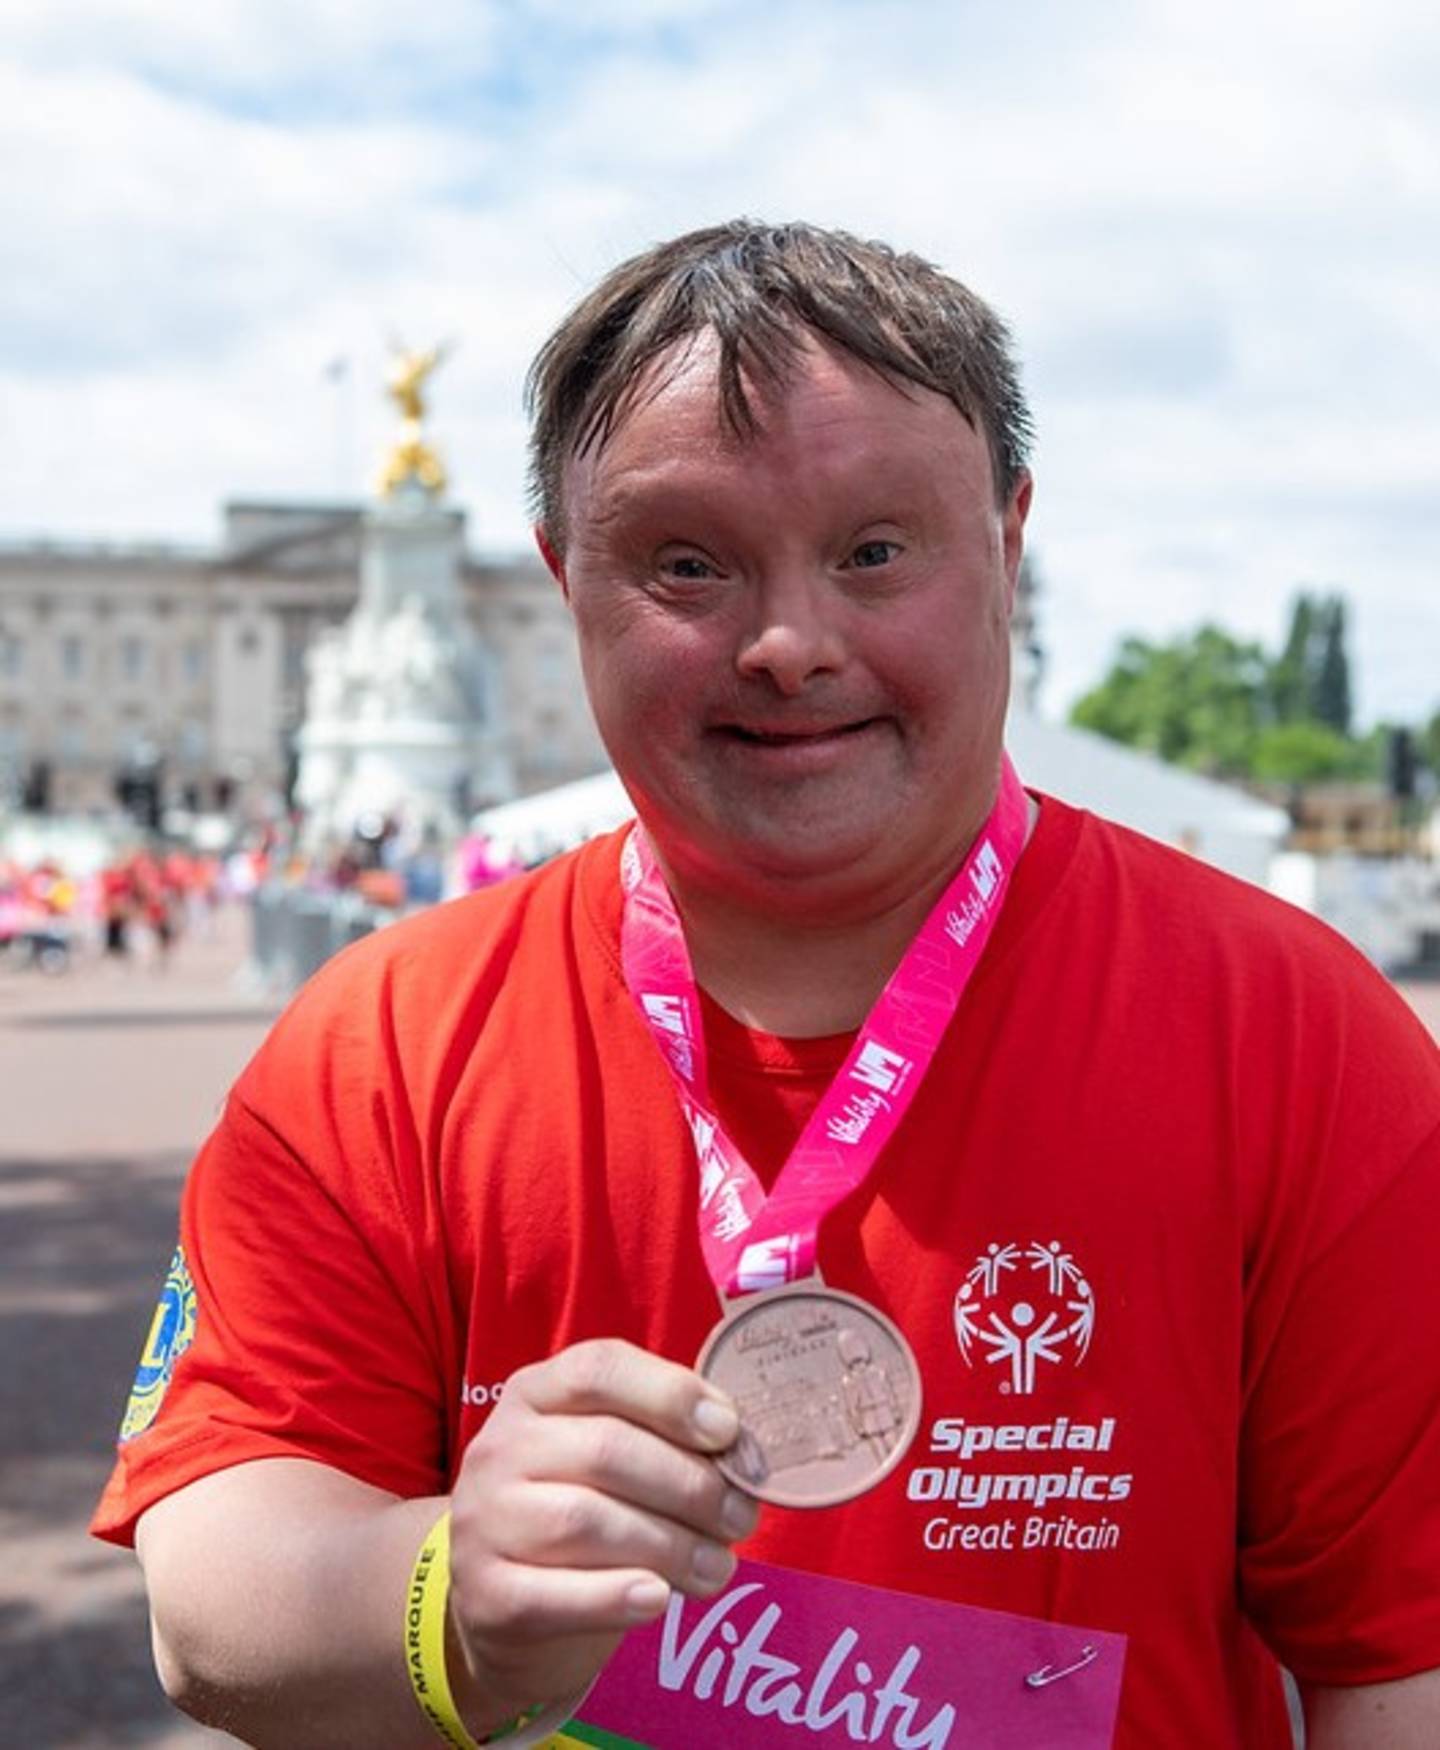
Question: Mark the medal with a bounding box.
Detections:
[621,758,1030,1506]
[696,1281,923,1508]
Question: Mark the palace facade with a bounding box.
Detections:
[0,501,606,819]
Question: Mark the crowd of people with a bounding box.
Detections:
[0,817,540,979]
[255,818,534,911]
[0,846,234,972]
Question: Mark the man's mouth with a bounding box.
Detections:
[723,718,879,746]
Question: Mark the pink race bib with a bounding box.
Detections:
[560,1558,1125,1749]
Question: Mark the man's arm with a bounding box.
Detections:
[1301,1669,1440,1749]
[136,1340,756,1750]
[138,1461,447,1749]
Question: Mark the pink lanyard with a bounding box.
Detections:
[619,756,1030,1300]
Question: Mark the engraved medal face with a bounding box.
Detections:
[696,1282,922,1509]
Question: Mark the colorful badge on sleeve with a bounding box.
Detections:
[120,1245,198,1442]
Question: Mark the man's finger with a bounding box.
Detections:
[453,1555,676,1646]
[484,1480,741,1598]
[511,1338,739,1452]
[478,1410,759,1544]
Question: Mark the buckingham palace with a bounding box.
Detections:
[0,499,607,821]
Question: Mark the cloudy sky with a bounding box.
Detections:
[2,0,1435,724]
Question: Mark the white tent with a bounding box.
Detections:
[473,769,632,864]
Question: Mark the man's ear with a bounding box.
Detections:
[534,525,567,599]
[1002,471,1033,613]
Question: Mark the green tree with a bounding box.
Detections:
[1249,721,1368,783]
[1313,597,1352,734]
[1071,591,1379,782]
[1354,722,1399,783]
[1268,594,1315,724]
[1070,626,1270,777]
[1266,590,1354,733]
[1421,708,1440,777]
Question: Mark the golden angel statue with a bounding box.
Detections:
[377,338,454,498]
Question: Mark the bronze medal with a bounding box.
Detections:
[696,1281,922,1508]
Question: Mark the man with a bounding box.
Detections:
[95,221,1440,1747]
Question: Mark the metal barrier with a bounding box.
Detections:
[250,887,285,979]
[246,887,386,992]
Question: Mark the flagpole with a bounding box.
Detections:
[323,356,353,500]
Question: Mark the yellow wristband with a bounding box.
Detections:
[405,1510,546,1748]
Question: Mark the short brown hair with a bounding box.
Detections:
[525,219,1033,549]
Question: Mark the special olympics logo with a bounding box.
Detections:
[953,1241,1095,1395]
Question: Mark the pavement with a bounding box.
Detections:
[0,906,1435,1750]
[0,911,275,1750]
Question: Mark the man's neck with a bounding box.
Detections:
[659,794,1040,1039]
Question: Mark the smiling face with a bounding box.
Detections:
[545,333,1031,922]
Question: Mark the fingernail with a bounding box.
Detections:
[721,1488,760,1539]
[692,1541,736,1586]
[692,1396,739,1446]
[625,1577,670,1621]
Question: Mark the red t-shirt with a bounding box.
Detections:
[95,797,1440,1748]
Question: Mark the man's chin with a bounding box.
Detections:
[667,812,905,898]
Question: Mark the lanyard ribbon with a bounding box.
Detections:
[620,756,1029,1299]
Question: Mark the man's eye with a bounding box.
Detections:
[661,554,715,581]
[848,540,899,570]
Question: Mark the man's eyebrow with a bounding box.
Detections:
[584,471,720,529]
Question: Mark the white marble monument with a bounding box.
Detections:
[294,345,514,846]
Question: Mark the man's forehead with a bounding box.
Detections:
[563,328,983,513]
[599,328,805,457]
[617,327,927,435]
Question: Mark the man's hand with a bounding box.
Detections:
[447,1338,760,1726]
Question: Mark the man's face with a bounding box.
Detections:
[546,333,1030,917]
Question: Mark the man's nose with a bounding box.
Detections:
[734,568,846,696]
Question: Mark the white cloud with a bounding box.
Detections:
[1,0,1436,727]
[6,0,503,99]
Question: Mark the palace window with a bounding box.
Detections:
[58,715,87,760]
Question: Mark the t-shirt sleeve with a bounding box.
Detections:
[1237,962,1440,1684]
[92,956,457,1546]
